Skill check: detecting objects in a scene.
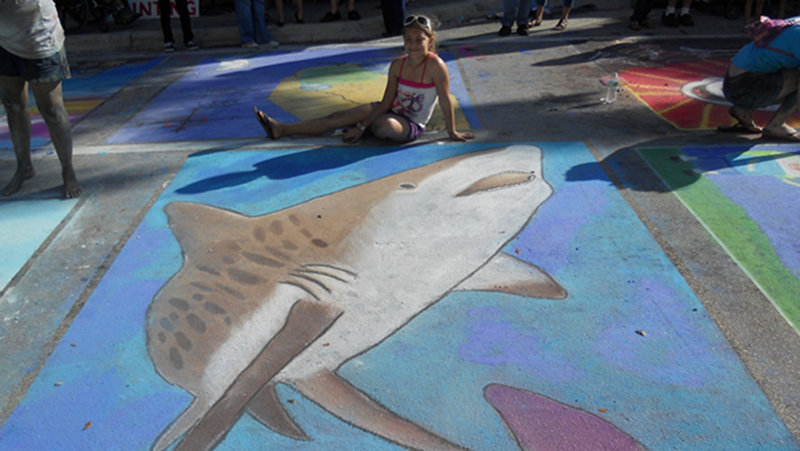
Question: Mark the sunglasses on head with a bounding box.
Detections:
[404,15,431,30]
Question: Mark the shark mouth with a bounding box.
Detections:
[457,171,536,197]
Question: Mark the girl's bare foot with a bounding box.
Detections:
[253,107,283,140]
[1,168,35,196]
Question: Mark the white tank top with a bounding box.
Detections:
[0,0,65,59]
[391,55,439,128]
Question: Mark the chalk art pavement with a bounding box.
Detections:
[0,58,160,151]
[0,142,795,449]
[639,144,800,331]
[106,47,478,144]
[621,58,800,130]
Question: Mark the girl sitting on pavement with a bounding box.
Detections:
[253,15,474,144]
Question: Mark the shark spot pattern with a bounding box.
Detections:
[192,293,204,301]
[242,252,285,268]
[227,268,262,285]
[195,266,220,278]
[191,281,216,291]
[222,256,236,264]
[159,317,174,332]
[253,226,266,242]
[169,347,183,370]
[282,240,298,250]
[157,332,166,343]
[204,302,226,315]
[186,313,206,333]
[216,284,246,300]
[175,331,192,351]
[169,298,190,311]
[312,239,329,248]
[264,246,291,261]
[169,312,180,321]
[289,215,301,226]
[270,220,283,235]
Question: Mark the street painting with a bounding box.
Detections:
[621,58,800,130]
[1,142,794,450]
[106,47,478,144]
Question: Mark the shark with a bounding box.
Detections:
[146,144,567,450]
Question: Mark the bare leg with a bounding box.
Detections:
[561,5,572,20]
[763,69,800,137]
[296,0,303,20]
[0,76,35,197]
[30,80,81,198]
[371,114,410,142]
[276,0,285,23]
[257,103,374,139]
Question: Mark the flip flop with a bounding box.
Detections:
[717,122,762,134]
[253,106,275,140]
[761,128,800,142]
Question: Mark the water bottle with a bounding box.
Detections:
[605,73,619,104]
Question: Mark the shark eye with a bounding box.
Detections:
[456,171,535,197]
[399,182,416,190]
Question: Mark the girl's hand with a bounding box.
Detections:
[343,123,366,143]
[449,130,475,142]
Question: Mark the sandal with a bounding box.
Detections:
[532,16,543,26]
[253,106,276,140]
[761,126,800,142]
[717,122,762,134]
[554,18,567,30]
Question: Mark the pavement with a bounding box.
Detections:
[2,0,800,449]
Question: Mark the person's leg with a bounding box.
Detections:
[380,0,405,36]
[763,69,800,136]
[678,0,693,25]
[501,0,517,27]
[554,0,571,29]
[276,0,285,24]
[295,0,304,21]
[252,0,273,44]
[370,114,411,142]
[29,80,81,198]
[533,0,546,26]
[630,0,655,24]
[235,0,255,44]
[0,76,35,196]
[158,0,175,44]
[517,0,534,28]
[175,0,194,45]
[255,104,375,139]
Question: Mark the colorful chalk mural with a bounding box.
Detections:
[0,58,160,151]
[1,142,795,450]
[621,59,800,130]
[106,47,478,144]
[638,145,800,331]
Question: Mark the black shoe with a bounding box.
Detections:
[661,12,679,27]
[347,10,361,20]
[679,13,694,26]
[276,19,285,27]
[295,11,304,23]
[113,7,140,25]
[517,24,529,35]
[498,25,512,36]
[320,11,341,22]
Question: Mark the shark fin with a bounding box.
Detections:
[455,253,567,299]
[248,382,310,441]
[294,370,466,450]
[164,202,250,256]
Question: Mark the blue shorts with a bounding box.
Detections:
[0,45,71,83]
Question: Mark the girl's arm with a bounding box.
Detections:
[343,58,401,143]
[431,56,475,142]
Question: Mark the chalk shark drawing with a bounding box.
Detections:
[146,145,567,450]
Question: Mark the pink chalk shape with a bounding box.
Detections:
[484,384,642,451]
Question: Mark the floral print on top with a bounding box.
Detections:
[391,54,439,128]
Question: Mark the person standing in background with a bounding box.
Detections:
[0,0,81,198]
[235,0,278,47]
[381,0,406,36]
[158,0,198,52]
[320,0,361,21]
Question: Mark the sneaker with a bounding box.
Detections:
[498,25,512,36]
[679,13,694,26]
[347,10,361,20]
[185,40,199,51]
[242,42,258,48]
[320,11,341,22]
[661,12,679,27]
[261,40,280,48]
[628,19,642,30]
[517,24,529,35]
[163,42,175,52]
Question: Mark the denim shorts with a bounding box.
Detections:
[0,45,71,82]
[723,70,783,109]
